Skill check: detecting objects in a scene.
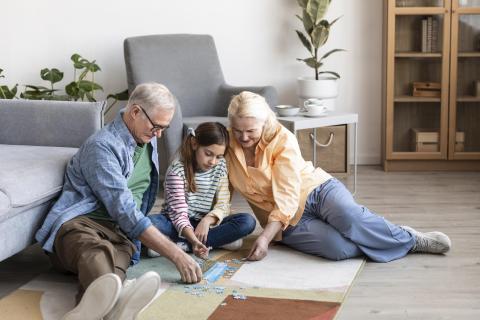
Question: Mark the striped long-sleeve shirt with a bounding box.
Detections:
[162,158,231,235]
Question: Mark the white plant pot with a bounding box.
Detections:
[297,76,339,112]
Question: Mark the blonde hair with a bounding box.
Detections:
[127,82,175,113]
[227,91,279,141]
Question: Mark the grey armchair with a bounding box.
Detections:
[124,34,278,181]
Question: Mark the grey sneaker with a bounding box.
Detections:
[402,226,451,254]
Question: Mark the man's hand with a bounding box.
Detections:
[139,226,202,283]
[194,216,216,244]
[246,235,270,261]
[171,250,203,283]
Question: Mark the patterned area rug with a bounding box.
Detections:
[0,237,364,320]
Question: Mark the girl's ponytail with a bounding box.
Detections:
[180,129,197,193]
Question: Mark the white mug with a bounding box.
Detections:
[303,99,328,116]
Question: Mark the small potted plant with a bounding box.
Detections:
[295,0,344,110]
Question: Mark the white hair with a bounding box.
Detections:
[126,82,175,113]
[228,91,279,141]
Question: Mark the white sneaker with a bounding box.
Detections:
[220,239,243,251]
[176,241,190,252]
[62,273,121,320]
[148,242,190,258]
[402,226,451,254]
[105,271,162,320]
[147,248,161,258]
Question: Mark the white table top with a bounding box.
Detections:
[277,111,358,131]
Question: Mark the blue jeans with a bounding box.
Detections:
[281,178,415,262]
[148,213,256,249]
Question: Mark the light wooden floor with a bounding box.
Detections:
[1,166,479,319]
[336,166,480,320]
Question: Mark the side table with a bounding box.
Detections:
[278,112,359,195]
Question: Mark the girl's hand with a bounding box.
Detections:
[192,240,210,260]
[247,235,269,261]
[195,216,217,244]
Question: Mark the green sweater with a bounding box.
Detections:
[86,144,152,221]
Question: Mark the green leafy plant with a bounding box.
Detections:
[20,68,65,100]
[106,89,129,114]
[65,54,103,101]
[296,0,345,80]
[0,69,18,99]
[1,55,125,115]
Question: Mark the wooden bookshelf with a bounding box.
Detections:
[383,0,480,170]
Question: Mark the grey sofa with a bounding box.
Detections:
[0,99,105,262]
[124,34,278,181]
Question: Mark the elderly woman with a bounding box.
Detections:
[226,91,451,262]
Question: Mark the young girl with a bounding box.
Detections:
[148,122,256,259]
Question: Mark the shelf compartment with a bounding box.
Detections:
[395,14,445,52]
[458,1,480,8]
[457,13,480,52]
[455,57,480,96]
[455,103,480,152]
[394,59,442,96]
[393,102,442,152]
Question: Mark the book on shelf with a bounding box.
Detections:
[428,16,433,52]
[421,18,428,52]
[420,16,438,53]
[432,18,438,52]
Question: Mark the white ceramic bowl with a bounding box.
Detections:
[275,105,300,117]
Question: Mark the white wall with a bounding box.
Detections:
[2,0,383,164]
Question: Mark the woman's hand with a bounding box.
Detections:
[192,240,210,260]
[195,216,217,244]
[246,221,283,261]
[246,235,270,261]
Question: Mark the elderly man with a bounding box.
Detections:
[35,83,202,320]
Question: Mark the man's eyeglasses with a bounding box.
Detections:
[136,105,169,133]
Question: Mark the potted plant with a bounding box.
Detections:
[1,54,127,117]
[0,69,18,99]
[295,0,344,111]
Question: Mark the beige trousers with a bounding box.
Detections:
[49,216,136,300]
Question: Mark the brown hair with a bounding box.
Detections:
[180,122,229,193]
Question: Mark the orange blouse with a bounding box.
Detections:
[226,125,332,238]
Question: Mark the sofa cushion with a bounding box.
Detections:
[0,145,77,216]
